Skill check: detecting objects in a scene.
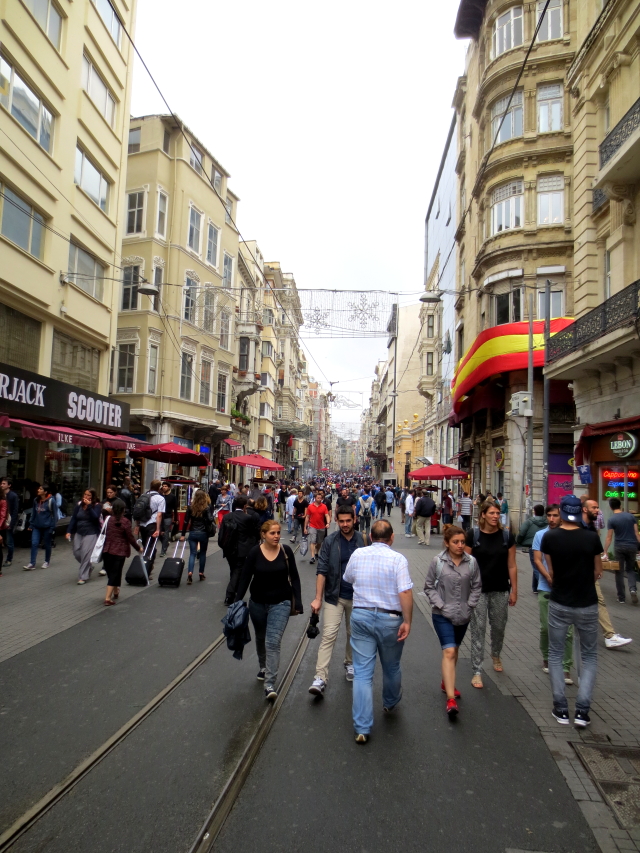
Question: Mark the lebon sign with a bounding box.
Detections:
[610,432,638,458]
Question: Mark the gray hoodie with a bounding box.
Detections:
[424,549,482,625]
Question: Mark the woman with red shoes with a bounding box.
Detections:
[424,526,481,718]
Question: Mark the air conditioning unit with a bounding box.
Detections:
[509,391,533,417]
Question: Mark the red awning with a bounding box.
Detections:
[224,438,242,447]
[225,453,285,471]
[0,414,9,429]
[575,415,640,466]
[84,431,150,451]
[9,418,102,447]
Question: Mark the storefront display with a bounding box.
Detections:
[44,443,93,507]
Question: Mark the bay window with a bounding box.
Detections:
[537,175,564,225]
[491,90,523,144]
[492,7,523,58]
[538,84,563,133]
[490,180,523,235]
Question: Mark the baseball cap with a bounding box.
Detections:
[559,494,582,522]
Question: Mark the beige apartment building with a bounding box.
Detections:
[114,114,240,483]
[0,0,137,502]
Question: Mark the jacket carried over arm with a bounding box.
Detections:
[424,550,482,626]
[317,529,366,605]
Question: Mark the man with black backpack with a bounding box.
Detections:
[358,489,374,536]
[414,489,436,546]
[132,479,165,578]
[218,494,261,606]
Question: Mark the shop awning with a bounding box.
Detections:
[575,415,640,466]
[84,431,150,451]
[8,418,102,448]
[224,438,242,447]
[0,415,9,429]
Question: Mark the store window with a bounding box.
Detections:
[44,443,92,508]
[0,302,40,371]
[51,329,100,391]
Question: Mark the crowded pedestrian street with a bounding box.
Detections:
[1,511,638,853]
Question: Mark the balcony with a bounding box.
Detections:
[594,96,640,188]
[418,374,436,398]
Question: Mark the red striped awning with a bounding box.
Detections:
[84,431,150,450]
[8,419,102,447]
[224,438,242,447]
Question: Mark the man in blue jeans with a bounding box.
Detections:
[542,494,603,728]
[343,519,413,743]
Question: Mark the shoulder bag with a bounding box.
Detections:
[91,516,109,564]
[280,545,297,616]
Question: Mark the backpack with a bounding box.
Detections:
[361,497,372,519]
[132,492,153,523]
[218,512,239,552]
[472,526,510,548]
[58,493,68,515]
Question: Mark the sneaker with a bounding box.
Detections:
[309,677,325,696]
[265,686,278,701]
[77,580,86,585]
[42,562,50,569]
[256,669,266,681]
[605,634,633,648]
[564,673,574,685]
[446,698,459,719]
[355,733,369,744]
[632,591,638,605]
[23,564,36,571]
[309,557,315,564]
[617,597,625,603]
[345,664,355,682]
[159,552,167,558]
[441,681,461,699]
[98,569,107,576]
[405,534,411,538]
[289,537,296,543]
[574,710,591,728]
[542,661,549,673]
[552,706,570,725]
[4,560,12,567]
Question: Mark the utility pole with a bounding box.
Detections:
[542,279,551,505]
[526,292,534,517]
[391,302,398,476]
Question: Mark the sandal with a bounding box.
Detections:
[492,656,503,672]
[471,674,483,689]
[104,599,116,606]
[187,573,193,585]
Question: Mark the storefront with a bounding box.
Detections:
[0,361,140,512]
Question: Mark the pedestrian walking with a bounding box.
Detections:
[603,498,640,604]
[304,489,331,565]
[343,519,413,743]
[159,481,179,557]
[24,484,57,571]
[542,495,603,727]
[102,499,141,605]
[385,487,394,517]
[180,489,214,584]
[132,480,165,579]
[118,476,134,520]
[0,477,18,569]
[414,489,436,546]
[374,487,386,521]
[404,489,415,537]
[254,496,273,524]
[98,484,119,576]
[335,487,357,521]
[0,487,8,573]
[215,487,233,525]
[277,484,289,523]
[497,492,509,528]
[358,489,374,536]
[399,488,407,524]
[66,488,102,584]
[218,494,261,605]
[515,504,547,592]
[290,491,309,543]
[308,505,367,697]
[235,520,303,701]
[441,490,453,527]
[285,487,298,534]
[458,492,473,532]
[465,500,517,688]
[424,525,481,718]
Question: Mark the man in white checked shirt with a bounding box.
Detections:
[343,519,413,743]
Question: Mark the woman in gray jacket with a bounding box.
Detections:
[424,525,482,719]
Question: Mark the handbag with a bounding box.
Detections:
[90,516,109,563]
[280,545,297,616]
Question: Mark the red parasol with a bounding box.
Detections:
[225,453,285,471]
[129,441,209,466]
[408,464,466,480]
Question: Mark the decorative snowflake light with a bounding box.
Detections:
[306,307,330,334]
[348,294,379,329]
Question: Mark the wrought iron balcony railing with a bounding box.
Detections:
[546,279,640,363]
[592,187,607,211]
[600,96,640,168]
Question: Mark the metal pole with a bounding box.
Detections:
[392,303,398,477]
[526,292,534,517]
[542,279,551,505]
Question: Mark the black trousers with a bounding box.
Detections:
[103,552,125,587]
[225,556,244,603]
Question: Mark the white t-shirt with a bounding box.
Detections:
[405,494,415,515]
[285,494,297,515]
[143,491,166,527]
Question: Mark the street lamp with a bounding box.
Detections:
[419,291,442,304]
[135,280,160,298]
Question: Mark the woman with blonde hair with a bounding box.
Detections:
[235,520,302,701]
[180,489,213,584]
[465,500,517,688]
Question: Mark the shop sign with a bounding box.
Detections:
[172,436,194,449]
[610,432,638,458]
[494,448,505,470]
[601,467,638,500]
[0,361,129,432]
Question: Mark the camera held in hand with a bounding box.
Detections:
[306,612,320,639]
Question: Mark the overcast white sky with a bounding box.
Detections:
[131,0,469,428]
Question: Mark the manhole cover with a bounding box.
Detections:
[575,744,640,828]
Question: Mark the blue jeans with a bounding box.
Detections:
[249,599,290,689]
[404,514,413,535]
[31,527,53,564]
[187,530,208,574]
[548,601,598,713]
[350,607,404,735]
[5,528,14,561]
[286,514,293,534]
[529,549,540,591]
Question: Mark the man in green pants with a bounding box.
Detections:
[533,504,574,684]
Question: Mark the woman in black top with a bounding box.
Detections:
[236,520,302,701]
[465,500,517,689]
[180,489,213,584]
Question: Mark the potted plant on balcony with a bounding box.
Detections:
[254,373,261,380]
[238,370,247,377]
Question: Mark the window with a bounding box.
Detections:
[200,359,212,405]
[457,327,465,357]
[180,352,193,400]
[426,352,434,376]
[262,340,274,359]
[277,404,283,419]
[296,407,303,421]
[202,287,215,332]
[537,0,562,42]
[81,55,115,127]
[24,0,62,49]
[188,206,202,253]
[258,434,273,451]
[491,180,523,234]
[157,191,167,237]
[190,144,203,175]
[163,129,171,154]
[239,337,250,371]
[492,7,523,57]
[121,265,139,310]
[128,127,140,153]
[116,343,135,393]
[148,344,158,394]
[0,303,41,372]
[220,310,230,349]
[279,338,286,357]
[212,168,222,192]
[91,0,122,47]
[126,191,144,234]
[206,223,219,266]
[0,56,54,152]
[460,183,466,214]
[262,307,274,326]
[184,277,197,323]
[604,96,610,133]
[224,197,232,223]
[537,175,564,225]
[494,287,522,325]
[260,402,273,419]
[426,315,435,338]
[223,253,233,288]
[152,265,162,312]
[216,372,227,413]
[491,90,523,144]
[68,243,104,300]
[537,289,563,319]
[604,249,611,299]
[1,185,44,259]
[74,147,109,211]
[538,84,563,132]
[52,330,100,391]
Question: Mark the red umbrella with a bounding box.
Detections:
[130,441,209,466]
[408,464,466,480]
[226,453,285,471]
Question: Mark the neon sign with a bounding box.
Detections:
[603,470,639,480]
[605,491,638,499]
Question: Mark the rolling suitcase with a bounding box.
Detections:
[125,536,155,586]
[158,540,186,588]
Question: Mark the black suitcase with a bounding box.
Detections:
[125,537,155,586]
[158,540,186,588]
